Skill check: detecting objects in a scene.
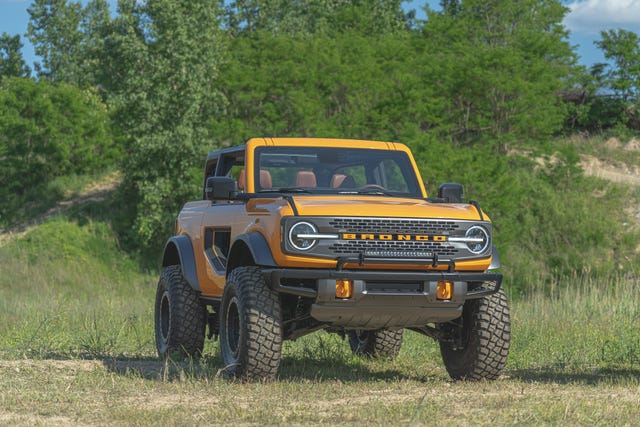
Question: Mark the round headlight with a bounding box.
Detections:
[465,225,489,254]
[289,221,318,251]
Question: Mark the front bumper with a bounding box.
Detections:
[263,268,502,329]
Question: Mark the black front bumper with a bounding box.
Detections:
[262,268,502,329]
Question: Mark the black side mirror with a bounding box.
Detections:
[205,176,237,201]
[438,183,464,203]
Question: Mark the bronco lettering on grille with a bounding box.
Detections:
[341,233,447,242]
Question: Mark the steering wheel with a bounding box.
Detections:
[359,184,385,191]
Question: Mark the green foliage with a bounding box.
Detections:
[107,0,225,251]
[27,0,83,82]
[0,77,115,227]
[221,0,412,36]
[422,0,576,142]
[213,30,439,143]
[569,29,640,133]
[26,0,113,87]
[217,0,578,146]
[409,134,637,292]
[0,33,31,78]
[588,29,640,131]
[595,29,640,103]
[568,94,628,132]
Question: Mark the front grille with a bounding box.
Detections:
[328,218,459,234]
[282,216,492,261]
[325,217,460,258]
[328,240,458,257]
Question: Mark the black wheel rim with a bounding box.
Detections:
[355,330,368,346]
[225,296,241,358]
[351,329,370,353]
[160,292,171,344]
[444,307,472,352]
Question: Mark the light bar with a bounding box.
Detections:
[364,250,434,258]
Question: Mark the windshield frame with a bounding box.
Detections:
[253,146,423,198]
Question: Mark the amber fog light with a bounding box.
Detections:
[335,279,353,299]
[437,281,454,300]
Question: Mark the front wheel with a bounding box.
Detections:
[219,266,282,381]
[348,329,403,360]
[439,288,510,381]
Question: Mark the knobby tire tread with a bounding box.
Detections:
[155,265,206,360]
[440,288,510,381]
[221,266,282,381]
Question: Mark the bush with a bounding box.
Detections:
[408,134,637,293]
[0,77,116,227]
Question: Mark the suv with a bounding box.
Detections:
[155,138,510,381]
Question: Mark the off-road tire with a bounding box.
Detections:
[348,329,403,360]
[439,288,510,381]
[219,266,282,381]
[155,265,206,360]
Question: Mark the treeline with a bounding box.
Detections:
[1,0,639,285]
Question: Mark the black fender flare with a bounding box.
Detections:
[226,232,277,275]
[162,235,200,291]
[488,245,501,270]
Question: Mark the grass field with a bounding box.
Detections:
[2,341,640,426]
[1,213,640,425]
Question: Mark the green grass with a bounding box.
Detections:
[0,216,153,359]
[2,214,640,425]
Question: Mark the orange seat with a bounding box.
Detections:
[296,171,317,187]
[238,169,246,190]
[330,174,346,188]
[330,173,355,188]
[259,170,272,189]
[237,169,272,190]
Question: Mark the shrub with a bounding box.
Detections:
[0,77,115,226]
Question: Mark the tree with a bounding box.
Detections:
[26,0,113,87]
[0,33,31,79]
[221,0,412,36]
[212,30,441,144]
[594,29,640,103]
[27,0,84,83]
[108,0,225,250]
[421,0,577,143]
[78,0,113,89]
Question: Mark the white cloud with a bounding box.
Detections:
[564,0,640,35]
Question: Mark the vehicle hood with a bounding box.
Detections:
[288,195,489,221]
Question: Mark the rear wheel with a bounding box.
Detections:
[154,265,206,360]
[439,288,510,381]
[219,266,282,381]
[348,329,403,360]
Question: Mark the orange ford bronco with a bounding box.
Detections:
[155,138,510,381]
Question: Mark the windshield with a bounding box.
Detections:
[254,146,422,197]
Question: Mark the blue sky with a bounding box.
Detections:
[1,0,640,71]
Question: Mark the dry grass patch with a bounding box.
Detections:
[1,358,640,426]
